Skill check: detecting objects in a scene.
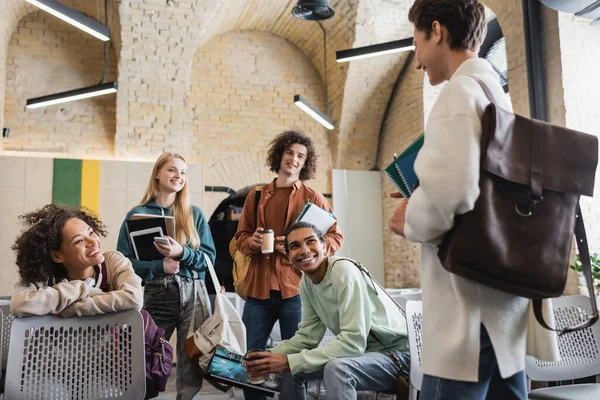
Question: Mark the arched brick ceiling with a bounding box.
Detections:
[207,0,416,170]
[191,0,360,159]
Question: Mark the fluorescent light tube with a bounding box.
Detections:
[336,38,414,63]
[26,82,117,109]
[294,95,334,130]
[26,0,110,41]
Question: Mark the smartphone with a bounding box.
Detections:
[153,236,170,245]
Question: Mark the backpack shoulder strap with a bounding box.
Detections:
[253,186,262,222]
[98,262,109,292]
[330,257,406,315]
[534,204,599,335]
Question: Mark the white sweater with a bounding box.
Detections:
[11,251,143,318]
[404,58,559,382]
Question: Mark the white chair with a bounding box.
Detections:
[223,291,245,317]
[526,295,600,400]
[0,301,12,372]
[5,310,146,400]
[390,291,422,314]
[306,329,337,399]
[0,306,3,383]
[406,300,423,400]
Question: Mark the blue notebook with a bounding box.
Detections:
[384,133,424,198]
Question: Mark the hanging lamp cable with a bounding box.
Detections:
[98,0,109,84]
[317,21,330,116]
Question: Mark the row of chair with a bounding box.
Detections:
[404,295,600,400]
[0,294,598,399]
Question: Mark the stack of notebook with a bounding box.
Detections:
[125,215,175,261]
[384,133,424,198]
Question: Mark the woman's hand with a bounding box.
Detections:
[155,236,184,259]
[163,257,180,275]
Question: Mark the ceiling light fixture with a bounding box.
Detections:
[26,82,117,109]
[336,38,415,63]
[291,0,335,21]
[292,2,335,129]
[25,0,110,41]
[26,0,116,109]
[294,95,334,130]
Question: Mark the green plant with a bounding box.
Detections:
[569,253,600,295]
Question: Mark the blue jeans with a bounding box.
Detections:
[281,350,410,400]
[144,275,209,400]
[420,325,527,400]
[242,291,302,400]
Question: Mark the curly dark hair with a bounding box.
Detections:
[11,204,108,285]
[284,221,325,254]
[267,129,318,181]
[409,0,487,51]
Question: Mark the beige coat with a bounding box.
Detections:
[11,251,143,318]
[404,58,559,382]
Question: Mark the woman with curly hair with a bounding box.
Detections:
[234,129,343,400]
[116,152,216,400]
[10,204,143,318]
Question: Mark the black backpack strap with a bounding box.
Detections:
[98,262,109,292]
[330,257,406,316]
[533,203,599,334]
[253,186,262,225]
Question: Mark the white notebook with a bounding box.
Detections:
[295,201,336,234]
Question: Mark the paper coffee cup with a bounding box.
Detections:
[261,229,274,254]
[249,375,265,385]
[244,348,266,384]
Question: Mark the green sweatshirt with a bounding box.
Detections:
[270,256,409,374]
[116,200,216,281]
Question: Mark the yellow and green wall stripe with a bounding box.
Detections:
[52,159,101,215]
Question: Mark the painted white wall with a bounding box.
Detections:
[0,156,53,295]
[0,156,204,296]
[332,169,385,284]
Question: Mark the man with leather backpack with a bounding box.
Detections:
[244,222,409,399]
[234,129,344,400]
[389,1,562,399]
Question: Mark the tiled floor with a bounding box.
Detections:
[155,367,394,400]
[155,366,245,399]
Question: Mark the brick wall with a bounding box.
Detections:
[378,64,423,288]
[189,31,332,215]
[557,12,600,253]
[3,10,118,157]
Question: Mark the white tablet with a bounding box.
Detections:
[129,227,164,261]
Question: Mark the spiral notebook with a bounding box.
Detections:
[384,133,424,198]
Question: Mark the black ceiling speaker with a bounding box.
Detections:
[292,0,335,20]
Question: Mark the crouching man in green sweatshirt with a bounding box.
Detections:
[244,221,410,399]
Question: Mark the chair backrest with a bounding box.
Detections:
[390,291,422,313]
[0,301,13,371]
[0,306,3,380]
[320,329,336,346]
[224,291,245,317]
[5,310,146,400]
[525,295,600,382]
[406,300,423,391]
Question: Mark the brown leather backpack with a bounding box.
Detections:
[438,77,599,334]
